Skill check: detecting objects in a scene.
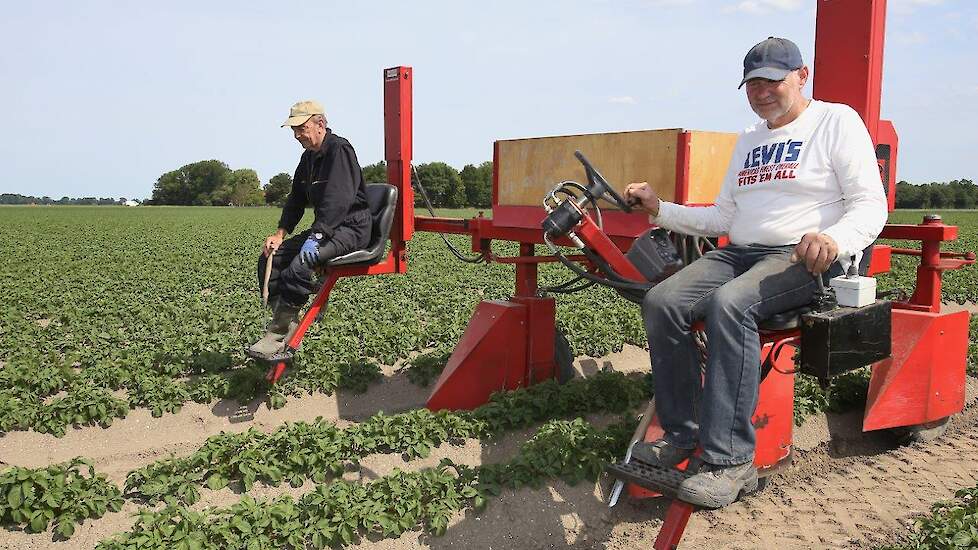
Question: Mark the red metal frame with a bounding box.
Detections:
[813,0,887,144]
[864,308,969,431]
[426,300,534,410]
[656,501,695,550]
[262,12,975,544]
[882,218,975,312]
[384,66,413,272]
[489,205,649,242]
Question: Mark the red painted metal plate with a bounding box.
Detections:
[863,309,969,431]
[426,301,528,411]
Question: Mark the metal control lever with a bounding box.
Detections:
[812,273,837,312]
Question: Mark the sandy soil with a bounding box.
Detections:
[1,327,976,549]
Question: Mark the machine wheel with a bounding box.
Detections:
[891,416,950,445]
[555,328,576,384]
[754,475,771,493]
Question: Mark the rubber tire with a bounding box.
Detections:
[555,328,576,384]
[891,416,950,445]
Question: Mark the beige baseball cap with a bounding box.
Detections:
[281,100,325,127]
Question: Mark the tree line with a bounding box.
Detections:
[894,180,977,209]
[0,194,137,206]
[150,159,493,208]
[9,169,974,211]
[147,160,265,206]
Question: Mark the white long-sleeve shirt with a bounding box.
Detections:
[655,100,887,262]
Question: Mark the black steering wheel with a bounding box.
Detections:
[574,150,633,214]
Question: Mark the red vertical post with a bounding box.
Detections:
[384,66,414,273]
[908,216,945,313]
[654,501,695,549]
[813,0,887,143]
[515,243,538,297]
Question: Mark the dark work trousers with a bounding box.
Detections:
[641,244,843,466]
[257,227,368,308]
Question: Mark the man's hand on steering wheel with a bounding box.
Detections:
[791,232,839,274]
[624,182,661,217]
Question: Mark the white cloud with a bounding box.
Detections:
[894,30,928,45]
[724,0,802,14]
[646,0,695,5]
[608,96,638,105]
[898,0,943,6]
[890,0,944,15]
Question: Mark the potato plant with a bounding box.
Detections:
[881,484,978,549]
[97,417,634,550]
[124,370,647,504]
[1,207,974,435]
[0,458,123,539]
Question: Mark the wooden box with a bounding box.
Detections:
[492,129,737,235]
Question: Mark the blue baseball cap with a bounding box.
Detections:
[738,37,803,89]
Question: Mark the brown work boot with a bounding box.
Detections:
[631,439,695,468]
[247,301,301,360]
[677,460,758,508]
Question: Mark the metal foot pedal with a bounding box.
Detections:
[605,460,693,499]
[244,347,295,363]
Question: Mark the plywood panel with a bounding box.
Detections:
[687,131,738,204]
[496,129,681,208]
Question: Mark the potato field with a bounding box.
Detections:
[0,206,976,549]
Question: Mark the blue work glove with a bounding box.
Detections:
[300,236,321,265]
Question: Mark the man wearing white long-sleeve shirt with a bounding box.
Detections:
[623,37,887,508]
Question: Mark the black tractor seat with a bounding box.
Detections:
[758,306,812,331]
[325,183,398,267]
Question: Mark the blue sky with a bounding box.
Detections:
[1,0,975,200]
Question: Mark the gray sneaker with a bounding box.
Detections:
[677,460,758,508]
[631,439,695,468]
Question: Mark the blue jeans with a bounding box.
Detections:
[642,244,833,466]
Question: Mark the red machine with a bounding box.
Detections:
[265,1,974,548]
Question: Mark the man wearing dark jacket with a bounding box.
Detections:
[248,100,371,360]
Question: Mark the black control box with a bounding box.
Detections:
[800,300,891,379]
[625,228,684,285]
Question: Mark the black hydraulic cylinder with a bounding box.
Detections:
[543,201,583,239]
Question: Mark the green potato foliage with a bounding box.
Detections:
[3,207,972,433]
[123,370,648,505]
[0,458,123,539]
[881,485,978,550]
[97,417,635,550]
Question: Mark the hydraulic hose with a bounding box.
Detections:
[411,164,487,264]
